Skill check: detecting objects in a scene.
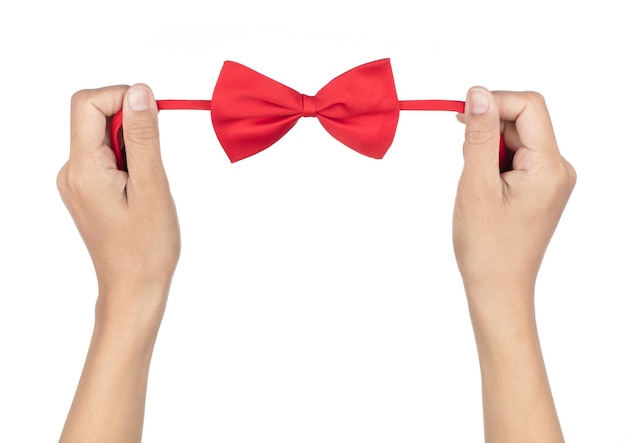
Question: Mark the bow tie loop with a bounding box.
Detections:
[302,94,317,117]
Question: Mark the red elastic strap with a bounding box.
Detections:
[110,99,510,172]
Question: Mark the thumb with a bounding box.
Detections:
[462,86,501,182]
[122,83,167,188]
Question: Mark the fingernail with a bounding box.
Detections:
[468,88,490,115]
[128,85,151,111]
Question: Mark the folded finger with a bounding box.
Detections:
[70,85,129,160]
[492,91,558,155]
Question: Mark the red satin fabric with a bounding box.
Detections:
[110,59,510,171]
[212,60,401,162]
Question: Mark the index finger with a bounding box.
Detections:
[492,91,559,155]
[69,85,129,160]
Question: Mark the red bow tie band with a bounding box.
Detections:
[110,59,510,171]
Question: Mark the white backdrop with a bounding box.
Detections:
[1,1,624,441]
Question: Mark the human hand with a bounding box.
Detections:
[57,84,180,324]
[453,87,573,442]
[453,87,576,306]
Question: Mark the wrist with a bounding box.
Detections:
[464,283,539,354]
[94,286,169,344]
[462,271,536,312]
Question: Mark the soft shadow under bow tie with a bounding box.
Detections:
[111,59,510,170]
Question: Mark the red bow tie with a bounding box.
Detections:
[110,59,510,170]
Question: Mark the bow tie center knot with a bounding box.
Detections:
[301,94,317,117]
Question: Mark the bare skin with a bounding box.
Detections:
[57,84,574,442]
[57,84,180,443]
[454,87,575,442]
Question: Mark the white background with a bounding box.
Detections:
[1,1,624,441]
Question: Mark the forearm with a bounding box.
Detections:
[467,286,563,443]
[59,292,166,443]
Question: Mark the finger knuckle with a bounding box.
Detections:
[466,123,499,146]
[70,89,93,110]
[523,91,547,108]
[124,123,159,144]
[56,163,69,196]
[564,159,577,189]
[546,157,577,196]
[63,163,93,198]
